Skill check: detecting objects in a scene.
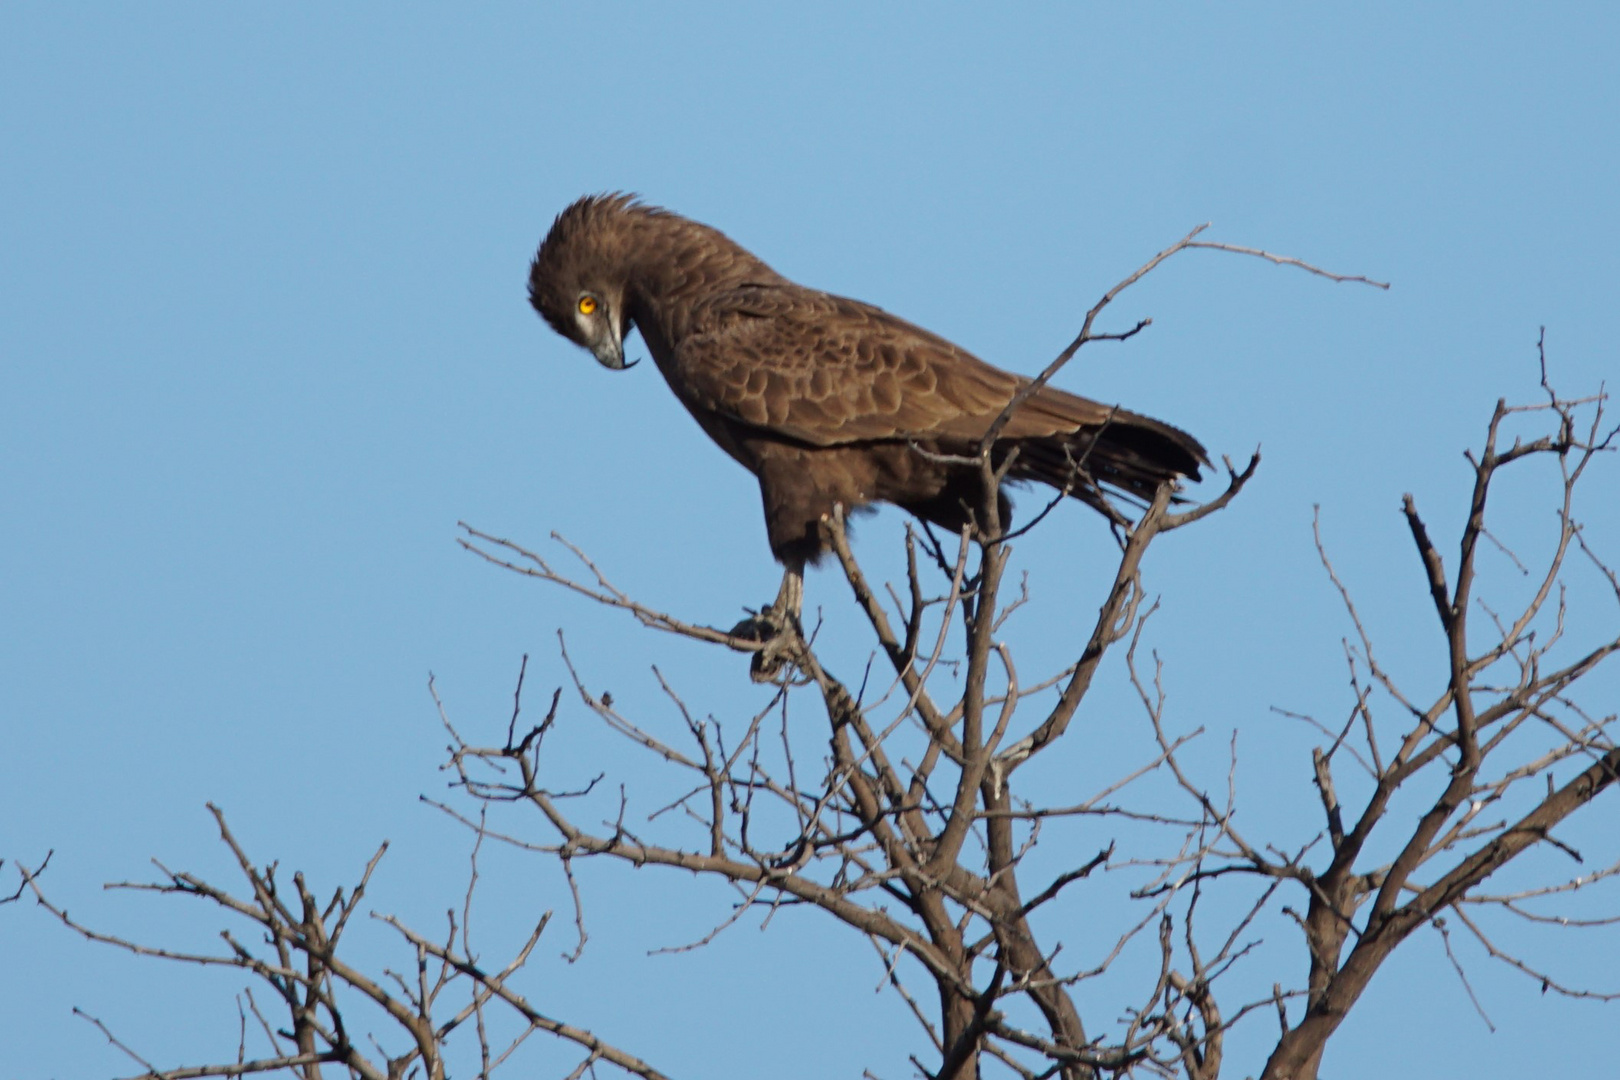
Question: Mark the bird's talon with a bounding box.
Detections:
[727,604,803,682]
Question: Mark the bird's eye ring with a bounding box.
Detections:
[577,296,598,315]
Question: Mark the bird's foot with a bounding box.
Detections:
[728,604,804,684]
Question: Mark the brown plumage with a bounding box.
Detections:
[528,194,1207,626]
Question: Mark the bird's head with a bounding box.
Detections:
[528,194,641,371]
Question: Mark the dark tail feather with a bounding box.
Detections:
[1005,410,1208,511]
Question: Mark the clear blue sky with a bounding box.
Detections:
[3,5,1617,1077]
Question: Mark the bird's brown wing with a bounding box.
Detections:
[670,286,1123,446]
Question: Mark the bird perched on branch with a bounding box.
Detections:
[528,194,1206,674]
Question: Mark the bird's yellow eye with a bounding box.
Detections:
[577,296,598,315]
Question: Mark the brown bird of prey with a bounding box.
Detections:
[528,194,1206,661]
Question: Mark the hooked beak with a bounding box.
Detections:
[587,311,636,370]
[588,339,626,370]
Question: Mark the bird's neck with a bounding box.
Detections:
[618,217,782,354]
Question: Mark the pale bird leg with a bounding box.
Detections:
[773,564,804,625]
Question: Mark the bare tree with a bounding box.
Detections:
[1252,336,1620,1079]
[13,235,1615,1080]
[20,804,668,1080]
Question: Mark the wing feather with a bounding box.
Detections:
[671,285,1127,447]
